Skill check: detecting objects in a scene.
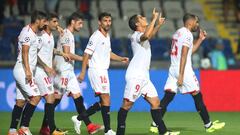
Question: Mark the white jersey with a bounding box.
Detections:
[16,24,42,71]
[37,31,54,68]
[84,30,111,70]
[54,29,75,72]
[170,27,193,69]
[126,31,151,79]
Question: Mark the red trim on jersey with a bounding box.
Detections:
[183,90,199,95]
[86,48,94,52]
[44,30,52,36]
[124,98,130,102]
[95,92,102,96]
[29,24,37,33]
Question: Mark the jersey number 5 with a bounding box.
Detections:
[170,39,178,56]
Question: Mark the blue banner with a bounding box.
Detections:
[0,69,199,112]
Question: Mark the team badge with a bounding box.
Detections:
[24,37,30,42]
[88,41,93,46]
[65,38,70,43]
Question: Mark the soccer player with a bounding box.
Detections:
[8,11,48,135]
[149,13,225,134]
[116,9,180,135]
[35,13,70,135]
[53,11,103,135]
[73,12,129,135]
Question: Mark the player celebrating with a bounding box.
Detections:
[116,9,180,135]
[8,11,48,135]
[74,12,129,135]
[149,13,225,133]
[35,13,70,135]
[53,11,103,135]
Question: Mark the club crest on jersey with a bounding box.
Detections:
[65,38,70,43]
[88,41,93,46]
[24,37,30,42]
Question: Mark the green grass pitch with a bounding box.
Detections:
[1,112,239,135]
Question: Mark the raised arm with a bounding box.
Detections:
[192,29,207,53]
[149,13,165,39]
[140,8,159,42]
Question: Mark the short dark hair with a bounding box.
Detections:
[31,10,47,23]
[98,12,111,21]
[129,14,138,31]
[66,11,84,26]
[183,13,197,24]
[47,12,59,20]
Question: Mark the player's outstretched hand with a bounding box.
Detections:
[121,57,129,64]
[199,29,207,41]
[152,8,159,20]
[77,72,85,83]
[158,13,165,26]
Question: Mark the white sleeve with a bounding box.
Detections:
[84,35,98,55]
[182,34,192,48]
[18,32,32,46]
[59,32,71,47]
[136,32,144,43]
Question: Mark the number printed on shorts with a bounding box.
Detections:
[170,38,178,56]
[29,79,36,87]
[61,78,68,86]
[44,77,52,85]
[100,76,107,84]
[135,84,140,92]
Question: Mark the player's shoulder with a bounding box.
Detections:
[89,30,102,41]
[20,25,35,36]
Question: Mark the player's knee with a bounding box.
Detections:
[122,99,133,110]
[16,99,26,107]
[72,92,81,99]
[30,96,41,105]
[151,99,160,109]
[100,94,110,106]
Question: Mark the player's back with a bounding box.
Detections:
[126,31,151,80]
[170,27,193,69]
[16,25,40,71]
[37,31,54,68]
[54,29,75,72]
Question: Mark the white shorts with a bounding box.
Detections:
[54,70,81,95]
[35,67,54,96]
[124,78,158,102]
[13,63,40,100]
[88,68,110,95]
[164,66,200,94]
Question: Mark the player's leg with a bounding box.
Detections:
[150,73,178,134]
[68,72,103,134]
[98,93,115,134]
[191,91,225,132]
[116,99,133,135]
[144,81,180,135]
[8,99,26,135]
[13,67,41,135]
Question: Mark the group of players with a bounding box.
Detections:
[8,7,225,135]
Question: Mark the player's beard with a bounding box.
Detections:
[191,26,199,32]
[39,25,47,31]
